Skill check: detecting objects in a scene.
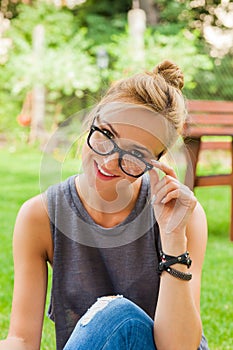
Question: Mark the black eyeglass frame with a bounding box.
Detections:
[87,123,155,178]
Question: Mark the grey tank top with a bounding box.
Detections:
[46,174,160,349]
[46,175,208,350]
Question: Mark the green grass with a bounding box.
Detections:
[0,146,79,350]
[196,187,233,349]
[0,146,232,349]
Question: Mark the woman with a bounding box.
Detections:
[0,60,209,350]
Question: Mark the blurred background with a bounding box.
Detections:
[0,0,232,146]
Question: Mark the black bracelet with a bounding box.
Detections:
[165,266,192,281]
[159,251,192,272]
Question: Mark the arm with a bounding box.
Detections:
[150,161,208,350]
[0,194,52,350]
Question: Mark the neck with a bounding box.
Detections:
[75,175,142,227]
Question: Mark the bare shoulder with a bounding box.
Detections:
[17,193,48,222]
[14,193,53,263]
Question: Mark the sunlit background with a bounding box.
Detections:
[0,0,232,147]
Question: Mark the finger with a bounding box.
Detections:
[149,166,160,189]
[155,181,179,204]
[162,186,196,207]
[154,175,180,195]
[160,188,180,204]
[151,159,177,179]
[149,167,160,205]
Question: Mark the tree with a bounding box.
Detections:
[0,1,101,141]
[0,0,232,143]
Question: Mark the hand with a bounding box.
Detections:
[150,160,197,237]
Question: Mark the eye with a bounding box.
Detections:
[101,128,114,139]
[130,149,145,159]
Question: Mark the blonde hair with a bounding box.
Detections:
[84,60,187,148]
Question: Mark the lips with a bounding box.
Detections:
[94,161,119,180]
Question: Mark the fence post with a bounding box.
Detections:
[29,24,46,145]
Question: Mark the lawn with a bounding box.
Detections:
[0,146,232,349]
[0,146,78,350]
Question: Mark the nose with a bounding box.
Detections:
[102,153,119,171]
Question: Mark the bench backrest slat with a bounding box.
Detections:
[187,100,233,113]
[188,114,233,125]
[184,100,233,137]
[187,126,233,137]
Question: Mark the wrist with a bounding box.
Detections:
[159,250,192,281]
[160,231,187,256]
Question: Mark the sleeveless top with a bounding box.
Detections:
[46,174,209,350]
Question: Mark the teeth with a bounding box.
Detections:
[97,163,114,177]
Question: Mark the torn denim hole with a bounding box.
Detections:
[80,295,123,327]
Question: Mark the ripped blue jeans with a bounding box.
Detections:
[63,296,209,350]
[63,296,156,350]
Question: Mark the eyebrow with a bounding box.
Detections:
[96,115,120,138]
[130,144,153,158]
[95,115,162,159]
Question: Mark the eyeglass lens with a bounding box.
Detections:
[89,129,148,177]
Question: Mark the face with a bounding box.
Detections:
[81,104,169,195]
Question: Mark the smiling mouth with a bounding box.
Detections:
[95,161,118,178]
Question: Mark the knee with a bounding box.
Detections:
[79,295,125,326]
[80,295,151,327]
[64,296,155,350]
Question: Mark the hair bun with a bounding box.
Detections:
[152,60,184,90]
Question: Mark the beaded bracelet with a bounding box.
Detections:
[165,266,192,281]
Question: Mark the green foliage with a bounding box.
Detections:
[1,0,232,139]
[76,0,131,19]
[10,2,81,47]
[79,13,126,47]
[0,1,132,136]
[107,26,213,95]
[107,19,232,101]
[146,29,213,91]
[156,0,190,27]
[6,2,100,96]
[148,0,233,101]
[186,54,233,100]
[0,1,101,135]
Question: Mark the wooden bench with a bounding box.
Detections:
[183,99,233,241]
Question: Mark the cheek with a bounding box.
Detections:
[124,174,138,185]
[81,142,89,161]
[80,142,139,186]
[81,143,94,172]
[81,146,98,188]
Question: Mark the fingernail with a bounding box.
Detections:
[151,159,160,164]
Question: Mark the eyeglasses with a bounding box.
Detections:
[87,122,155,178]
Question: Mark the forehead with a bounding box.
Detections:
[98,102,175,149]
